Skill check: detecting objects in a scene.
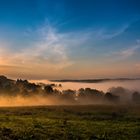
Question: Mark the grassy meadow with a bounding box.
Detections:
[0,105,139,140]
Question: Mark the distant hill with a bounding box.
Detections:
[51,78,140,83]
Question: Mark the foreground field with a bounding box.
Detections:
[0,105,140,140]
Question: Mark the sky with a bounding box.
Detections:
[0,0,140,79]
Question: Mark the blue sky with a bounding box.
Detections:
[0,0,140,79]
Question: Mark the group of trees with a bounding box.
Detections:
[0,76,140,104]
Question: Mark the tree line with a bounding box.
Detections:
[0,76,140,104]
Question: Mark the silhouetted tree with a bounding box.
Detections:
[104,92,120,103]
[132,91,140,104]
[60,89,76,103]
[44,85,54,95]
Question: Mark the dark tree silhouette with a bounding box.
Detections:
[44,85,54,95]
[60,89,76,103]
[132,91,140,104]
[104,92,120,103]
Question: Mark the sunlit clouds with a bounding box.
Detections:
[0,23,90,79]
[0,21,140,79]
[0,25,69,77]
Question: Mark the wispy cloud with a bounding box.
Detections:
[94,24,129,40]
[106,41,140,62]
[0,23,133,67]
[0,20,138,79]
[0,22,91,78]
[120,45,140,58]
[1,25,72,69]
[23,24,73,69]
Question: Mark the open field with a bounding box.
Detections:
[0,105,139,140]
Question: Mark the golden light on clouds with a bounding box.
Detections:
[0,23,140,79]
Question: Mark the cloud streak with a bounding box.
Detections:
[105,39,140,63]
[93,24,129,40]
[120,45,140,58]
[0,22,92,78]
[0,20,139,79]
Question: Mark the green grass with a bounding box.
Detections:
[0,105,139,140]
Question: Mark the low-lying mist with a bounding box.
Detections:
[0,76,140,106]
[0,95,56,107]
[0,88,139,107]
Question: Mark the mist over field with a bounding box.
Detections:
[0,76,140,106]
[32,79,140,92]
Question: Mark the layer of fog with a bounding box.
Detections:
[0,78,139,106]
[30,79,140,92]
[0,86,139,107]
[0,95,62,107]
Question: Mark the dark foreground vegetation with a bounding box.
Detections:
[0,105,139,140]
[0,76,140,139]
